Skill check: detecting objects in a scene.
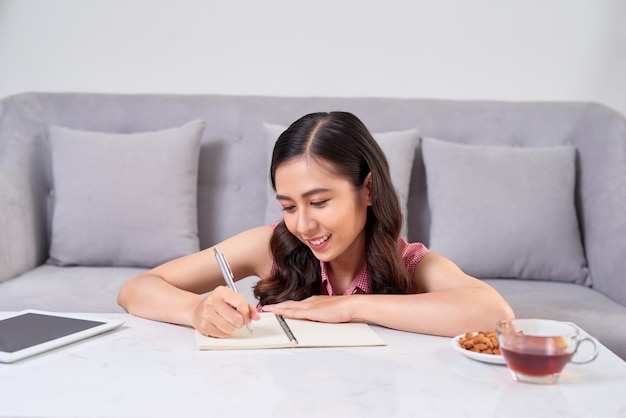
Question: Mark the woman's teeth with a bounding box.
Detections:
[310,235,330,245]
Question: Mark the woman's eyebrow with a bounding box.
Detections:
[276,187,332,201]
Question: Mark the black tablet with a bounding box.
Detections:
[0,310,124,363]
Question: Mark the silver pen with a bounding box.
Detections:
[213,247,253,335]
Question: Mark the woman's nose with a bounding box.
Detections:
[296,208,316,235]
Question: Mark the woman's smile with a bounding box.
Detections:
[307,234,332,249]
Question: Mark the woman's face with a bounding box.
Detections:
[274,157,372,265]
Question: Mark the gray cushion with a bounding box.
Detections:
[48,119,205,267]
[263,123,420,239]
[422,137,589,283]
[0,168,30,283]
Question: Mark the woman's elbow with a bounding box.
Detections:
[117,279,134,312]
[492,294,515,322]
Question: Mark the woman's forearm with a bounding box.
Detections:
[351,287,514,337]
[117,274,203,327]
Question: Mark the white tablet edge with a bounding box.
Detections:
[0,309,125,364]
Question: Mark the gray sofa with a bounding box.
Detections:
[1,92,625,360]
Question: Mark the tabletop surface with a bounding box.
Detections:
[1,312,625,418]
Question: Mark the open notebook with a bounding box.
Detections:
[196,312,386,350]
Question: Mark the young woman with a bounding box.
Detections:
[117,111,514,338]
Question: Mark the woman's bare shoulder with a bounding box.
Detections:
[225,225,274,246]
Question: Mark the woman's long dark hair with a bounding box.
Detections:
[254,112,417,305]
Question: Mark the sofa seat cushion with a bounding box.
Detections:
[485,279,626,360]
[0,265,145,313]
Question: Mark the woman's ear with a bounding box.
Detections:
[362,172,373,206]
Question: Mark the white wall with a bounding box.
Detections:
[1,0,625,116]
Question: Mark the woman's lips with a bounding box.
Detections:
[308,234,331,249]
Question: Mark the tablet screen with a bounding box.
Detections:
[0,313,105,353]
[0,311,124,363]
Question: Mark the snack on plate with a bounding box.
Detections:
[458,330,500,355]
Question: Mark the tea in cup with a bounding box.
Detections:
[496,318,599,384]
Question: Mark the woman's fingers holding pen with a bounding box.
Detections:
[194,287,249,337]
[194,286,259,338]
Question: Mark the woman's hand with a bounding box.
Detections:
[193,286,260,338]
[262,295,356,323]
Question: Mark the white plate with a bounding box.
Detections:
[451,333,506,365]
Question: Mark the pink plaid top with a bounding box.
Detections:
[268,237,430,296]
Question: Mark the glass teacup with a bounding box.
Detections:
[496,318,599,384]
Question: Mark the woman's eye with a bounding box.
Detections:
[311,200,329,208]
[281,205,296,213]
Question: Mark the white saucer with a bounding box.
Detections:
[451,333,506,365]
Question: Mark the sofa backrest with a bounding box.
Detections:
[1,93,625,302]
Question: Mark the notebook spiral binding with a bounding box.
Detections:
[275,315,298,344]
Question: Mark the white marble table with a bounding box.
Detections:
[1,312,625,418]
